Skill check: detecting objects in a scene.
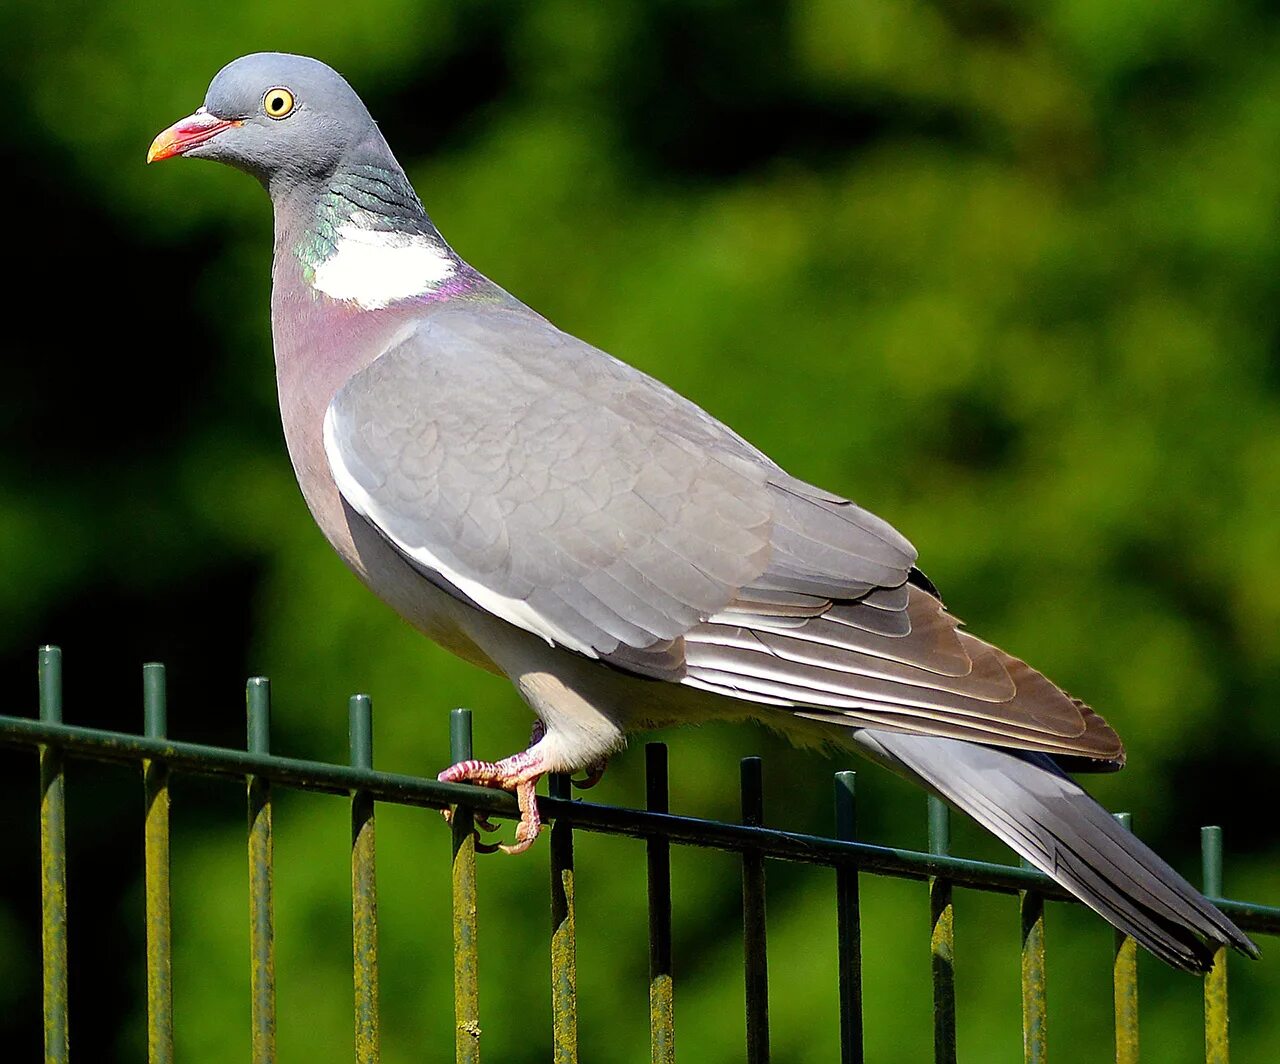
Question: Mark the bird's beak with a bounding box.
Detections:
[147,108,241,163]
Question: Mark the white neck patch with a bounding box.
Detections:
[311,215,456,309]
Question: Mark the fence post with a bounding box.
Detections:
[142,662,174,1064]
[1019,855,1047,1064]
[834,771,863,1064]
[929,796,956,1064]
[449,708,481,1064]
[1113,813,1138,1064]
[549,771,579,1064]
[646,743,675,1064]
[38,645,69,1064]
[1202,826,1228,1064]
[741,757,770,1064]
[246,677,276,1064]
[349,694,380,1064]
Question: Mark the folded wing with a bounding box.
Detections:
[326,304,1119,765]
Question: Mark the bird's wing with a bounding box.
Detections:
[325,306,910,657]
[327,305,1120,764]
[683,580,1126,765]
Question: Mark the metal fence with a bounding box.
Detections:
[2,645,1277,1064]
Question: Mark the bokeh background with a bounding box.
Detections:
[1,0,1278,1060]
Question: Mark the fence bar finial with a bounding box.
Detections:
[142,662,174,1064]
[834,771,863,1064]
[928,795,957,1064]
[740,757,770,1064]
[245,677,276,1063]
[349,694,380,1064]
[1112,813,1138,1064]
[38,645,69,1064]
[646,743,675,1064]
[1202,826,1228,1064]
[449,708,481,1063]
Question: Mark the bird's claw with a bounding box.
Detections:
[441,806,504,853]
[473,812,503,834]
[498,813,542,855]
[571,759,608,790]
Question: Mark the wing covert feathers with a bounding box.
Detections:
[687,583,1126,766]
[325,306,915,666]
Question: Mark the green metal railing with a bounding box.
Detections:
[3,646,1278,1063]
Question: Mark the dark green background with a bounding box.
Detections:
[1,1,1277,1059]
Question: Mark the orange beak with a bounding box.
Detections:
[147,108,241,163]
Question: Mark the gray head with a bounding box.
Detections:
[149,53,388,191]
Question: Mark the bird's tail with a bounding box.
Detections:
[849,728,1259,972]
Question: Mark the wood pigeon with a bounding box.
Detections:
[149,52,1257,972]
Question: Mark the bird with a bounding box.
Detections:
[149,52,1256,972]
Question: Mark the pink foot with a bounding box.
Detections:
[438,747,546,855]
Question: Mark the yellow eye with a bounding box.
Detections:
[263,87,295,119]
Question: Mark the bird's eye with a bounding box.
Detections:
[263,88,295,120]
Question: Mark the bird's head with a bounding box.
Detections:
[148,53,379,188]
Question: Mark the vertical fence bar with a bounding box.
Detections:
[449,708,481,1064]
[246,677,276,1064]
[349,694,380,1064]
[834,771,863,1064]
[741,757,770,1064]
[142,663,174,1064]
[646,743,675,1064]
[928,796,957,1064]
[38,645,69,1064]
[1201,826,1228,1064]
[1019,854,1047,1064]
[549,771,579,1064]
[1112,813,1138,1064]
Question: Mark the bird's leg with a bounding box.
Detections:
[526,718,608,789]
[438,746,546,855]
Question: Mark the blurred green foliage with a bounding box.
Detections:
[0,0,1277,1060]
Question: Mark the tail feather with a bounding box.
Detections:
[850,728,1259,973]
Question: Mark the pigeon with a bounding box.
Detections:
[150,52,1257,972]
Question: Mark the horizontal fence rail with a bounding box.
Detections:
[2,647,1277,1063]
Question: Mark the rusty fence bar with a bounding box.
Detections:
[549,770,579,1064]
[1203,826,1229,1064]
[449,708,481,1064]
[38,645,69,1064]
[349,694,380,1064]
[246,677,277,1064]
[834,770,863,1064]
[142,662,174,1064]
[1019,854,1047,1064]
[1113,813,1139,1064]
[740,756,770,1064]
[928,796,957,1064]
[4,646,1280,1062]
[646,743,676,1064]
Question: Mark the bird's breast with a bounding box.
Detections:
[267,281,496,672]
